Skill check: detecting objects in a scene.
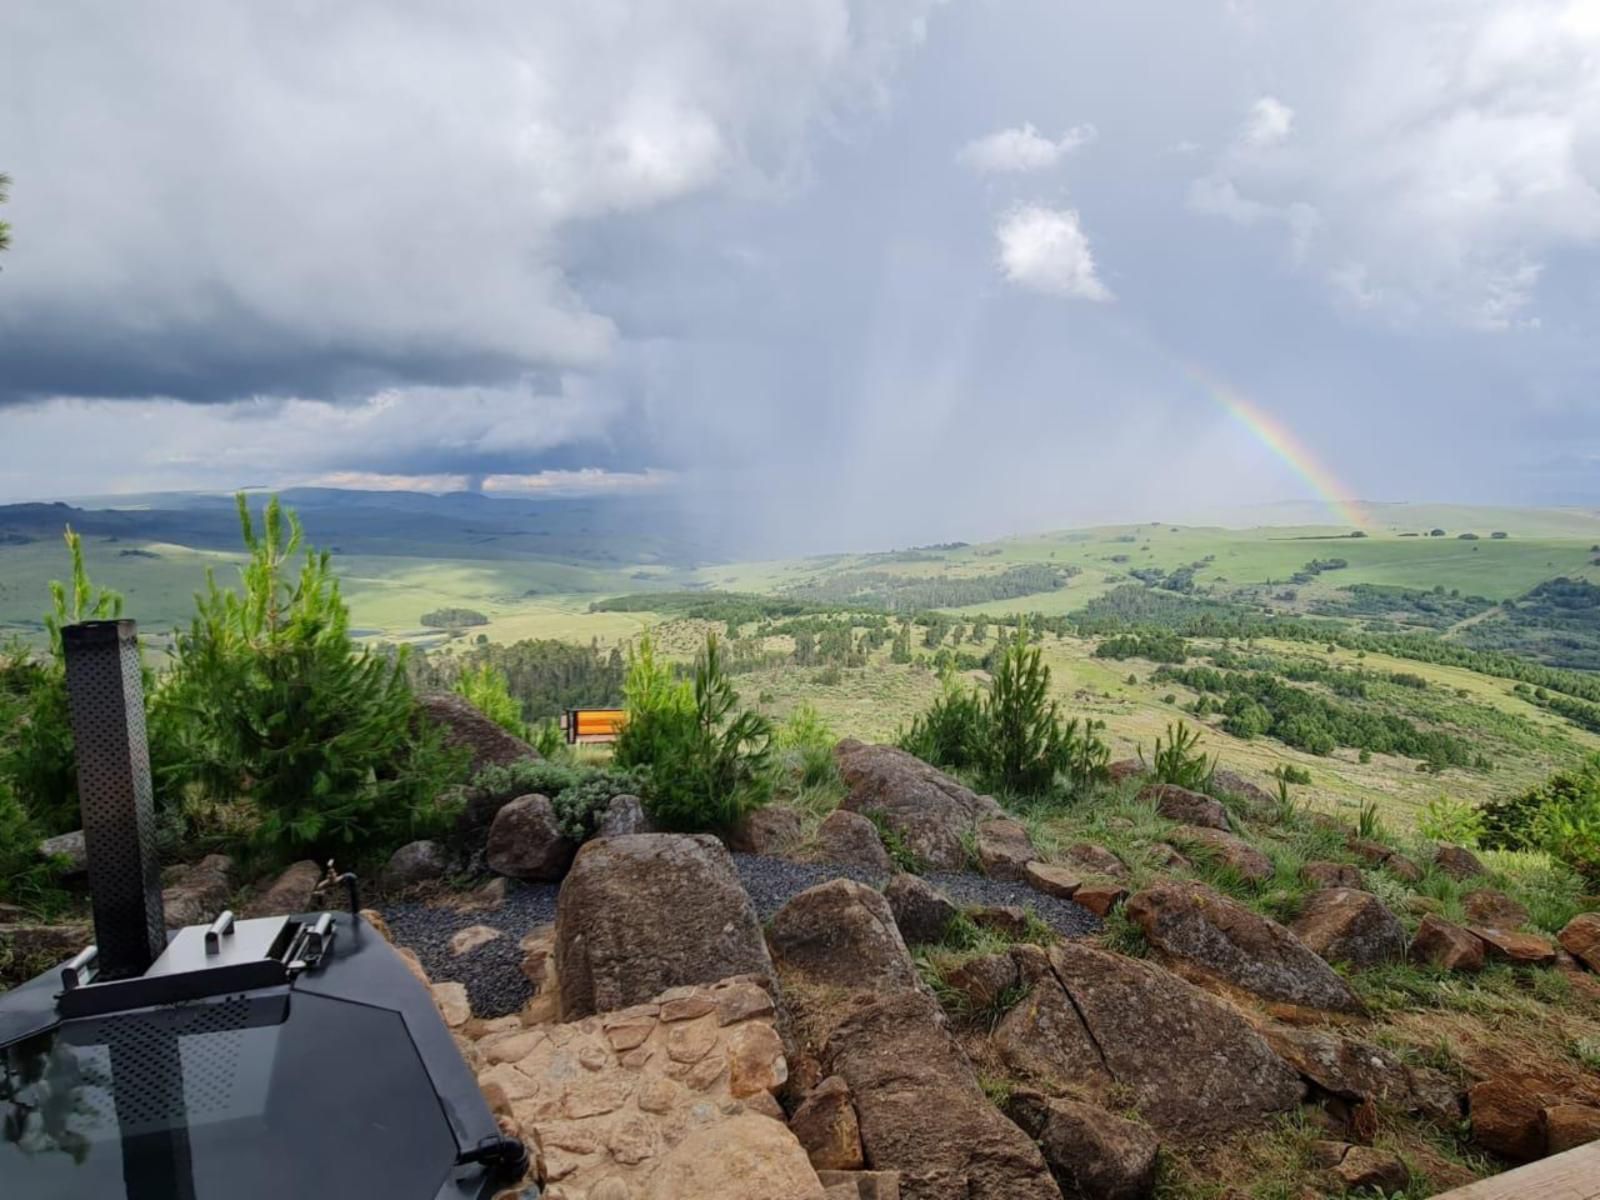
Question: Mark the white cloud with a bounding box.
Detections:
[995,205,1112,300]
[1243,96,1295,147]
[957,122,1096,172]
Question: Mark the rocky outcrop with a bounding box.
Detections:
[1007,1089,1159,1200]
[835,740,1003,871]
[812,810,892,873]
[162,854,234,928]
[823,990,1061,1200]
[0,921,90,975]
[1289,888,1406,969]
[1169,827,1273,882]
[731,805,806,856]
[1106,759,1146,784]
[1410,915,1485,972]
[992,941,1304,1138]
[246,859,324,915]
[1262,1026,1460,1124]
[975,817,1037,882]
[1558,913,1600,971]
[486,793,577,881]
[1434,844,1486,879]
[1141,783,1229,831]
[1301,861,1364,890]
[1124,880,1363,1016]
[384,841,448,890]
[883,874,957,945]
[554,834,774,1019]
[769,880,921,995]
[790,1076,864,1171]
[417,691,538,774]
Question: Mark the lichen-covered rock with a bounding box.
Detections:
[1329,1145,1409,1193]
[1470,925,1557,967]
[812,810,891,873]
[37,829,87,876]
[1410,915,1485,972]
[1141,783,1229,831]
[1024,862,1082,899]
[1125,880,1363,1016]
[1347,838,1423,883]
[1262,1026,1460,1124]
[596,793,652,839]
[1071,882,1128,917]
[883,873,957,945]
[835,740,1004,872]
[555,834,773,1019]
[1060,842,1129,881]
[1007,1090,1159,1200]
[487,794,577,881]
[1289,888,1406,969]
[731,805,806,856]
[769,880,920,994]
[975,817,1037,882]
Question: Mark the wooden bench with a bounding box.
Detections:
[1427,1142,1600,1199]
[561,708,628,745]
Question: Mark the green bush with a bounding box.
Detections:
[1479,757,1600,886]
[0,774,64,912]
[775,703,839,791]
[163,495,465,857]
[978,624,1068,795]
[452,662,527,739]
[1417,795,1485,847]
[459,758,646,840]
[898,672,984,773]
[1141,721,1215,790]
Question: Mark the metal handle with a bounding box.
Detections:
[204,910,236,954]
[61,944,99,991]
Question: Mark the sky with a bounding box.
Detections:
[2,0,1598,552]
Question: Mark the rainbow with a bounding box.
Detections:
[1186,365,1368,530]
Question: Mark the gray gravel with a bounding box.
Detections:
[382,852,1101,1019]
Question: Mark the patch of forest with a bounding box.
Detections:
[780,564,1075,611]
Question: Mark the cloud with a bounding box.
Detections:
[994,205,1112,300]
[1242,96,1294,147]
[956,122,1096,172]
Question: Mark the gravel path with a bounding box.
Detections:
[382,853,1102,1019]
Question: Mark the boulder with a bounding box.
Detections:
[245,859,324,916]
[992,940,1304,1138]
[816,1171,901,1200]
[486,794,576,881]
[768,880,920,995]
[417,691,538,774]
[823,990,1060,1200]
[596,793,652,839]
[967,904,1031,939]
[1434,844,1486,879]
[1262,1026,1460,1123]
[883,874,957,945]
[643,1111,826,1200]
[37,829,87,876]
[1470,925,1557,967]
[1023,862,1082,899]
[384,841,449,890]
[1061,842,1129,881]
[1557,913,1600,972]
[942,952,1021,1015]
[1544,1104,1600,1155]
[731,805,806,856]
[554,834,774,1019]
[1141,783,1229,831]
[1469,1078,1546,1161]
[1463,888,1529,928]
[1289,888,1406,969]
[1210,769,1278,818]
[1410,915,1485,972]
[162,855,234,928]
[1006,1090,1159,1200]
[1071,883,1128,917]
[975,817,1037,882]
[835,740,1004,872]
[1301,861,1364,890]
[1168,826,1274,883]
[812,810,892,873]
[790,1075,864,1171]
[1124,880,1363,1016]
[1347,838,1423,883]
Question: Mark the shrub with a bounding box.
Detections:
[977,623,1065,795]
[0,774,64,912]
[452,662,526,739]
[463,758,646,840]
[420,607,489,628]
[898,672,984,773]
[776,702,839,791]
[1478,758,1600,885]
[1141,721,1215,790]
[612,628,694,772]
[529,718,566,758]
[1417,795,1485,847]
[1273,764,1313,786]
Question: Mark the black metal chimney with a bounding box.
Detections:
[62,619,166,979]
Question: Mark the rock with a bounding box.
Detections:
[1023,862,1082,899]
[992,941,1304,1138]
[730,805,806,856]
[1006,1090,1159,1200]
[1347,838,1423,883]
[470,876,509,910]
[1463,889,1529,928]
[1141,783,1229,831]
[1330,1145,1409,1192]
[0,921,91,972]
[37,829,87,876]
[1106,759,1146,784]
[1557,913,1600,971]
[1262,1026,1460,1124]
[1289,888,1406,969]
[1409,915,1485,972]
[162,854,234,928]
[967,904,1032,938]
[643,1111,826,1199]
[385,840,449,889]
[1210,769,1279,818]
[1470,926,1557,967]
[487,794,577,881]
[245,859,324,916]
[1147,843,1190,870]
[1470,1078,1546,1161]
[1435,844,1486,879]
[975,818,1037,882]
[823,990,1060,1200]
[432,981,472,1028]
[790,1076,864,1171]
[883,874,957,945]
[1543,1104,1600,1155]
[1125,880,1363,1016]
[1301,861,1365,890]
[417,691,538,775]
[1071,883,1128,917]
[1061,842,1129,881]
[942,952,1021,1016]
[596,794,652,839]
[815,1171,901,1200]
[555,834,774,1019]
[450,924,504,956]
[812,810,892,873]
[769,880,920,994]
[835,740,1003,872]
[1169,827,1274,883]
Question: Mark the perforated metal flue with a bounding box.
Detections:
[62,620,166,978]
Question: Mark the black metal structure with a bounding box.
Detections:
[0,620,530,1199]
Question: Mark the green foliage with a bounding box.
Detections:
[1093,630,1188,663]
[865,810,925,874]
[979,622,1068,795]
[0,773,65,912]
[619,633,773,833]
[897,671,984,773]
[1479,755,1600,883]
[1356,799,1385,841]
[1417,796,1486,847]
[419,607,489,628]
[1141,720,1215,790]
[463,758,647,840]
[452,662,526,739]
[410,637,623,723]
[774,702,839,791]
[163,495,464,856]
[1273,764,1313,786]
[529,718,566,758]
